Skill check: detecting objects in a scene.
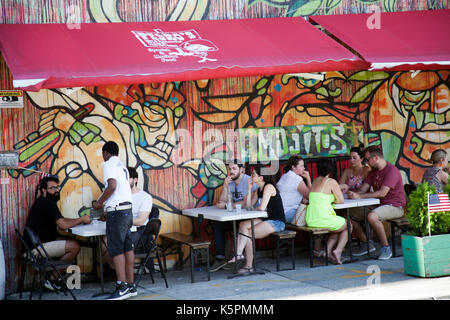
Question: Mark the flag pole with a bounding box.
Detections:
[427,192,431,237]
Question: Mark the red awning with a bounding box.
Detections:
[0,17,368,91]
[311,10,450,71]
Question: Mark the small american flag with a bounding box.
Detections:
[428,193,450,213]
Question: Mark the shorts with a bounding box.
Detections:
[266,219,285,232]
[130,227,145,248]
[284,208,296,224]
[349,205,404,222]
[30,240,66,258]
[106,208,134,258]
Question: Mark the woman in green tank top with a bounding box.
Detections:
[305,158,352,264]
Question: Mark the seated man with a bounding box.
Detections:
[128,167,155,247]
[25,175,91,289]
[211,160,258,272]
[347,146,406,260]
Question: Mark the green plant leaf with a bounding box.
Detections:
[406,182,450,236]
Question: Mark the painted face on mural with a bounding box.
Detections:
[98,83,186,169]
[370,71,450,168]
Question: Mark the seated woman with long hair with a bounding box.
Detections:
[339,145,370,194]
[227,165,286,273]
[306,158,352,264]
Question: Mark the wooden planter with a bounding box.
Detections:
[402,234,450,278]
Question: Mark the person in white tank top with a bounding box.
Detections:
[276,155,311,223]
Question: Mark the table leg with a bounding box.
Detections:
[346,208,353,261]
[228,218,264,279]
[364,207,372,259]
[98,236,104,293]
[92,236,111,298]
[232,220,238,274]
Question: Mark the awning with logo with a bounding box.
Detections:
[311,9,450,71]
[0,17,368,91]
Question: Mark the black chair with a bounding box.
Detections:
[134,217,169,288]
[16,227,76,300]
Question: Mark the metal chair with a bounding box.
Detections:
[134,217,169,288]
[16,227,76,300]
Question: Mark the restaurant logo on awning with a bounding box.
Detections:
[132,29,218,63]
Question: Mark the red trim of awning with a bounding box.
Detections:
[311,10,450,71]
[0,17,368,91]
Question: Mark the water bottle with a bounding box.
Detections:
[226,188,233,211]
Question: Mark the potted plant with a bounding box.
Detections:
[402,181,450,277]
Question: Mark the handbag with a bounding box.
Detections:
[292,203,307,226]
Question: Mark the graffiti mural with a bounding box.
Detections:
[1,0,449,294]
[8,84,193,234]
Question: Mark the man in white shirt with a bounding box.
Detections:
[127,166,155,246]
[94,141,135,300]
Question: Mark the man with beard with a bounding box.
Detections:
[348,146,406,260]
[211,160,258,272]
[25,175,91,289]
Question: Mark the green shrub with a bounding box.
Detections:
[405,182,450,237]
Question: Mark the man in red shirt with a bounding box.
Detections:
[348,146,406,260]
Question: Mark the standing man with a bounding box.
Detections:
[348,146,406,260]
[25,175,91,290]
[211,160,258,272]
[93,141,135,300]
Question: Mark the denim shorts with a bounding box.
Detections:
[266,219,285,232]
[106,208,133,258]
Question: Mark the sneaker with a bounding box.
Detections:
[353,240,376,257]
[377,246,392,260]
[106,281,132,300]
[210,259,227,272]
[44,278,62,292]
[128,283,137,297]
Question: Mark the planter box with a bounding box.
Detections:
[402,234,450,278]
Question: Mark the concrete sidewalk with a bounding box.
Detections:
[5,247,450,301]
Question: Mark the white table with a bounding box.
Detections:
[182,206,268,277]
[333,198,380,260]
[70,221,137,295]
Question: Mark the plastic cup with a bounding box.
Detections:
[235,204,242,213]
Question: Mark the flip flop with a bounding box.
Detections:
[313,250,325,258]
[227,254,245,264]
[237,266,254,274]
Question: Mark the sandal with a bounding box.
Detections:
[237,266,254,274]
[313,250,325,258]
[227,254,245,264]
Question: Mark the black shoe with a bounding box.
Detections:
[128,283,137,297]
[44,278,62,292]
[106,281,132,300]
[210,259,227,272]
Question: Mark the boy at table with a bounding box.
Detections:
[347,146,406,260]
[93,141,135,300]
[211,160,258,272]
